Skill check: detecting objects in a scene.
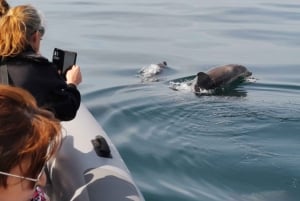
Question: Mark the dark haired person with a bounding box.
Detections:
[0,85,62,201]
[0,3,82,121]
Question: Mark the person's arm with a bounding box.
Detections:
[48,64,82,121]
[48,83,81,121]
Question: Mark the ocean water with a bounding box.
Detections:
[11,0,300,200]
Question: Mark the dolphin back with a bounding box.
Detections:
[207,64,252,87]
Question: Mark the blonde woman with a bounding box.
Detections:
[0,3,82,121]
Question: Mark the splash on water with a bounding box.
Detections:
[168,80,212,95]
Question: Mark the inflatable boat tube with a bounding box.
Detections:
[46,104,145,201]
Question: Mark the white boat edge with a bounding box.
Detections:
[46,104,145,201]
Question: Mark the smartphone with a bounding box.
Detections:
[52,48,77,77]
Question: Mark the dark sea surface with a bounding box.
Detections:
[12,1,300,200]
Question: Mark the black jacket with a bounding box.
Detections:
[2,48,81,121]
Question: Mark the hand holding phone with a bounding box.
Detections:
[65,65,82,85]
[52,48,77,78]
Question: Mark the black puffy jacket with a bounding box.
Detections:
[2,48,81,121]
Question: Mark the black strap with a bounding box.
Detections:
[0,64,9,84]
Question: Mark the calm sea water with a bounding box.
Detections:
[12,1,300,200]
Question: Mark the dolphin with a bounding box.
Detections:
[139,61,167,78]
[193,64,252,92]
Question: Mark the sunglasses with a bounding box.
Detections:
[0,166,44,189]
[38,26,45,37]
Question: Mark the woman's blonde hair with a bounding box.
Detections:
[0,5,42,57]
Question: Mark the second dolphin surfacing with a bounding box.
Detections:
[193,64,252,92]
